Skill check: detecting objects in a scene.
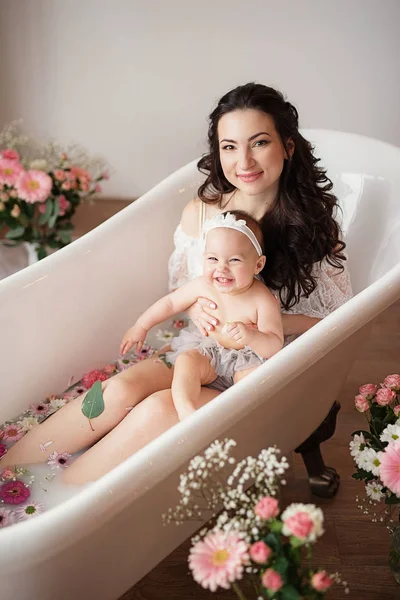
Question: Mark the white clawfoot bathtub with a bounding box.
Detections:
[0,130,399,600]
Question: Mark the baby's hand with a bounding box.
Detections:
[223,321,254,345]
[120,322,147,355]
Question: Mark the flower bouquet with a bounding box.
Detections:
[350,374,400,582]
[0,121,108,260]
[163,439,347,599]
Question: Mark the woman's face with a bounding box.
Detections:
[218,109,288,197]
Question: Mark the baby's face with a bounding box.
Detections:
[203,228,264,294]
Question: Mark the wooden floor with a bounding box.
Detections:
[120,299,400,600]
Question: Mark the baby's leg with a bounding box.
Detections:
[233,366,258,384]
[1,355,175,468]
[172,350,217,419]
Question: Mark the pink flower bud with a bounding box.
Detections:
[355,394,369,412]
[0,192,8,202]
[261,568,283,592]
[311,570,333,591]
[1,149,19,161]
[359,383,378,398]
[394,405,400,417]
[383,374,400,391]
[249,541,272,564]
[376,387,396,406]
[10,204,21,218]
[254,496,279,520]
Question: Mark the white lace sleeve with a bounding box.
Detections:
[281,258,353,318]
[167,225,203,291]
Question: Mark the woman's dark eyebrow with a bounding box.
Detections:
[220,132,271,144]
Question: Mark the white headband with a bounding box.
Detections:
[202,212,263,256]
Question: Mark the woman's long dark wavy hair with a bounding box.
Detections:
[197,83,346,310]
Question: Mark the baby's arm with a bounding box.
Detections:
[120,278,203,355]
[225,287,283,359]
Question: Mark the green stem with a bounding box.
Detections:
[232,582,248,600]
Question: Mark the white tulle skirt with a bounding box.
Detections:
[166,324,265,379]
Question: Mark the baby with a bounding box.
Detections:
[120,210,283,420]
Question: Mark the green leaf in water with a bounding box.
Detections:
[81,380,105,430]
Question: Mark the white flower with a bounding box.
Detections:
[380,424,400,445]
[281,503,324,543]
[349,433,366,460]
[49,398,67,411]
[29,158,48,171]
[15,502,45,521]
[357,448,381,476]
[156,329,174,342]
[18,415,40,431]
[365,481,385,501]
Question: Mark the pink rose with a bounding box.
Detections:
[1,468,17,480]
[254,496,279,520]
[311,570,333,591]
[283,511,314,539]
[261,568,283,592]
[355,394,369,412]
[249,541,272,564]
[1,149,19,161]
[376,387,396,406]
[394,405,400,417]
[359,383,378,398]
[10,204,21,218]
[54,169,66,181]
[173,319,187,329]
[103,364,116,375]
[383,374,400,391]
[38,202,47,214]
[58,194,70,216]
[62,181,71,191]
[81,369,108,389]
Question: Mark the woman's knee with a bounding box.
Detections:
[103,376,136,408]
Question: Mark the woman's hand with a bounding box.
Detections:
[120,322,147,355]
[187,297,219,335]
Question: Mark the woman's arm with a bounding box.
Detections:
[281,314,321,336]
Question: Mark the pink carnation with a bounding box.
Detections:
[376,387,396,406]
[0,480,30,505]
[261,568,283,592]
[70,166,91,182]
[16,170,52,203]
[54,169,66,181]
[311,570,333,591]
[0,158,23,186]
[189,530,249,592]
[359,383,378,398]
[254,496,279,520]
[379,439,400,496]
[1,149,20,161]
[383,374,400,391]
[355,394,369,412]
[81,369,108,389]
[249,541,272,564]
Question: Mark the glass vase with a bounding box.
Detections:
[389,525,400,584]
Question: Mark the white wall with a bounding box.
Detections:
[0,0,399,197]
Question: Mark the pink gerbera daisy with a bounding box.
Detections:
[2,423,24,442]
[0,507,16,528]
[29,402,50,417]
[189,530,249,592]
[379,439,400,496]
[0,158,23,186]
[16,169,52,203]
[47,450,72,470]
[0,480,30,505]
[15,501,45,521]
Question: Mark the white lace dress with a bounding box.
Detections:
[168,223,353,348]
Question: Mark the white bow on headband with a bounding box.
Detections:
[202,212,263,256]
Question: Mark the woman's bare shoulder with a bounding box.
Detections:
[180,198,203,237]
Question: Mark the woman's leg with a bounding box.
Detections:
[172,350,217,419]
[1,356,175,468]
[63,386,220,484]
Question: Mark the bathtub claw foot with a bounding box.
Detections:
[295,401,341,499]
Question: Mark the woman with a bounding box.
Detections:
[2,83,352,483]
